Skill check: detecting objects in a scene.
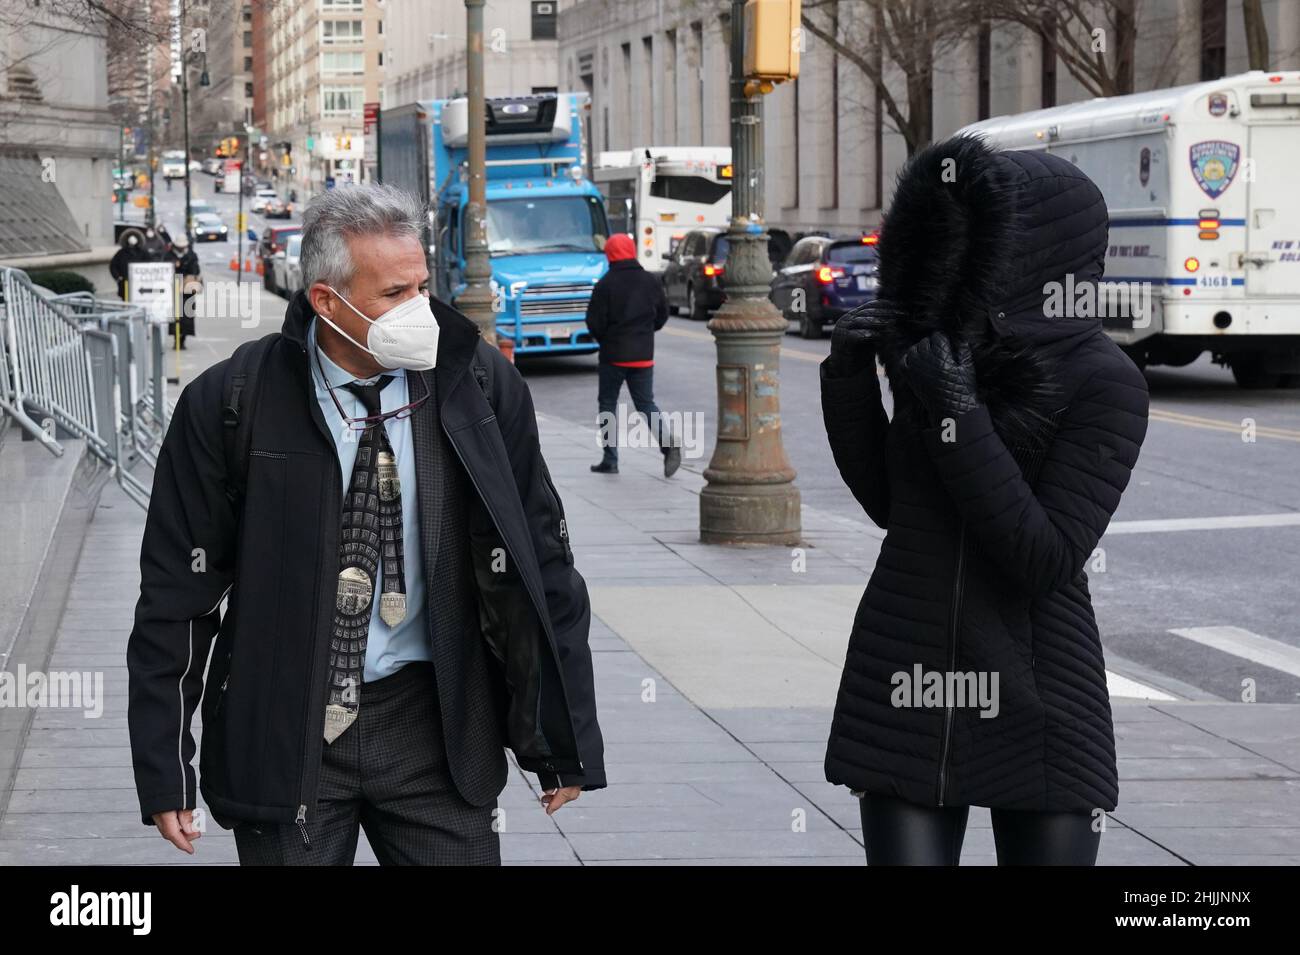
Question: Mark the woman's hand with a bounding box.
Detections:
[828,301,900,376]
[900,331,978,420]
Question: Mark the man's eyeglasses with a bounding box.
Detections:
[312,346,429,431]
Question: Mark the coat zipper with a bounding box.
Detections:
[292,342,344,850]
[539,463,573,563]
[936,520,966,807]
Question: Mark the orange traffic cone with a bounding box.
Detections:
[255,259,265,276]
[229,256,241,272]
[497,337,515,364]
[243,257,253,272]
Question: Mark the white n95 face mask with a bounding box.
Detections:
[320,285,439,371]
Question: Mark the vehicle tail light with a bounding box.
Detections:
[704,263,724,278]
[1198,208,1220,240]
[862,232,879,245]
[817,265,842,283]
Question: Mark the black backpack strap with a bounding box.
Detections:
[221,337,273,511]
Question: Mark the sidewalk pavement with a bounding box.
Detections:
[2,405,1297,865]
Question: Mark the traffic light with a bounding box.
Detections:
[743,0,801,96]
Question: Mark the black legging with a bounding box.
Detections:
[860,793,1100,866]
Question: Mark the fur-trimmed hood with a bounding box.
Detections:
[868,136,1110,449]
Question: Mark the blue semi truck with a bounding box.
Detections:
[379,92,609,356]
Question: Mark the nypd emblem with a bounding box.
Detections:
[1189,140,1240,199]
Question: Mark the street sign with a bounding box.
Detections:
[127,261,176,323]
[364,101,380,166]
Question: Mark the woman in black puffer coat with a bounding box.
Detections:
[821,136,1149,865]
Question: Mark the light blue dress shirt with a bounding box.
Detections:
[307,318,430,682]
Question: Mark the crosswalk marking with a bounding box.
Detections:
[1168,626,1300,680]
[1106,670,1177,701]
[1106,513,1300,534]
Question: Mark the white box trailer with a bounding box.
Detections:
[961,71,1300,388]
[594,147,733,272]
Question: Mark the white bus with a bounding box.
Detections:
[161,150,188,180]
[594,147,732,272]
[962,70,1300,388]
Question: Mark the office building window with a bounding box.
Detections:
[322,86,363,117]
[244,56,253,71]
[322,0,364,8]
[1039,11,1057,107]
[322,20,364,44]
[531,2,557,40]
[1200,0,1227,80]
[323,51,365,74]
[243,30,252,48]
[977,23,991,120]
[244,82,254,97]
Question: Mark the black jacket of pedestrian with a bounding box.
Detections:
[109,242,149,301]
[170,246,201,336]
[127,291,605,828]
[585,258,668,364]
[821,137,1149,813]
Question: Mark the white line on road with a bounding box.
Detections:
[1106,671,1177,701]
[1106,513,1300,534]
[1168,626,1300,680]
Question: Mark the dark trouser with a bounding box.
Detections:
[232,661,500,866]
[859,793,1100,866]
[596,362,670,464]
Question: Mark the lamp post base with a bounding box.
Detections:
[700,480,801,546]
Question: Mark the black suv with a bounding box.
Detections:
[661,228,729,321]
[770,234,879,338]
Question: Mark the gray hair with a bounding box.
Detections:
[299,183,425,291]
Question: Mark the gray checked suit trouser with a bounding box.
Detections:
[231,661,501,865]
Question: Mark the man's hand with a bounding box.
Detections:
[539,785,581,816]
[152,809,202,854]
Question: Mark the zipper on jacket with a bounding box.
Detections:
[936,520,966,807]
[214,674,230,715]
[293,340,343,852]
[540,463,574,564]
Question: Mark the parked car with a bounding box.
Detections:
[264,197,293,219]
[271,233,304,298]
[770,233,879,338]
[661,227,729,321]
[250,188,279,214]
[192,212,229,242]
[260,225,302,294]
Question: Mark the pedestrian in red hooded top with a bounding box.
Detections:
[584,232,681,476]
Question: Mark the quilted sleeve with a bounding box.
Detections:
[821,356,892,529]
[921,356,1148,595]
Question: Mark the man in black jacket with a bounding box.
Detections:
[127,184,604,865]
[584,233,680,476]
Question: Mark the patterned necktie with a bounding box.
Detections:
[323,374,409,745]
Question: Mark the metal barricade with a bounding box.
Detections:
[0,267,164,508]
